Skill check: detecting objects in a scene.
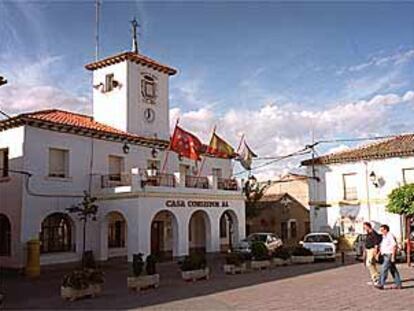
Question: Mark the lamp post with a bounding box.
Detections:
[0,76,7,87]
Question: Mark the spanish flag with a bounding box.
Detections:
[207,132,236,158]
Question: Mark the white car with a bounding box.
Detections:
[300,233,337,260]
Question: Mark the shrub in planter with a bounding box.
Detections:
[179,253,207,272]
[224,252,247,274]
[291,246,313,256]
[61,268,104,301]
[272,247,291,260]
[179,253,209,281]
[251,241,270,261]
[132,253,145,277]
[145,254,157,275]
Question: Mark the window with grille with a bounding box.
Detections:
[0,148,9,178]
[403,168,414,185]
[48,148,69,178]
[141,75,156,99]
[108,220,126,248]
[343,173,358,200]
[108,155,124,181]
[40,213,73,253]
[105,73,114,92]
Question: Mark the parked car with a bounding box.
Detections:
[235,233,283,255]
[300,233,337,261]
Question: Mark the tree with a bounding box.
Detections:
[386,183,414,266]
[243,175,267,219]
[67,191,99,267]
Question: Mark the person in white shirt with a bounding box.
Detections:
[375,224,402,289]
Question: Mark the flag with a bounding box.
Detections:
[239,141,257,170]
[170,125,203,161]
[207,132,236,158]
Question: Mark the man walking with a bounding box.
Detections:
[363,222,381,285]
[375,224,402,290]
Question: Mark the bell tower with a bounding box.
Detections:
[85,19,177,140]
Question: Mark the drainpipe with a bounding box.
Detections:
[364,161,371,222]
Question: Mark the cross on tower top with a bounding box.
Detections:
[130,17,139,54]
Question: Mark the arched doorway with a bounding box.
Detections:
[151,210,178,261]
[188,210,211,254]
[0,214,11,256]
[219,210,239,252]
[106,211,127,258]
[40,213,74,253]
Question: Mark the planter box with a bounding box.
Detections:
[181,268,210,282]
[127,274,160,291]
[250,260,271,270]
[291,256,315,264]
[61,284,102,301]
[223,263,247,275]
[272,258,290,267]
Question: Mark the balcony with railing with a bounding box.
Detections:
[101,173,132,188]
[96,169,241,195]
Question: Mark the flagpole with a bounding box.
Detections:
[197,124,216,177]
[231,134,245,176]
[161,118,179,174]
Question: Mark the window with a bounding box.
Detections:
[212,168,222,178]
[48,148,69,178]
[0,148,9,178]
[108,155,124,181]
[40,213,73,253]
[281,222,288,241]
[105,73,114,92]
[289,220,297,239]
[343,173,358,200]
[141,75,156,99]
[403,168,414,185]
[0,214,11,256]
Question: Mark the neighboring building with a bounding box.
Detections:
[302,134,414,242]
[0,36,245,269]
[262,173,310,209]
[247,193,310,246]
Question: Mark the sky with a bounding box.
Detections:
[0,0,413,180]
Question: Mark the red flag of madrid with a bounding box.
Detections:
[170,125,203,161]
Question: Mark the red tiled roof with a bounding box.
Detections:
[0,109,169,148]
[302,134,414,166]
[85,51,177,75]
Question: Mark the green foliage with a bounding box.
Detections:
[387,184,414,216]
[225,252,246,266]
[179,253,207,271]
[272,247,291,260]
[67,191,99,221]
[251,241,270,261]
[132,253,144,277]
[145,254,158,275]
[291,246,313,256]
[243,176,267,219]
[62,269,104,290]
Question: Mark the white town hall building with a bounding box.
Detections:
[0,41,245,269]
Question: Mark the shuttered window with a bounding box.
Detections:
[403,168,414,184]
[108,156,124,181]
[48,148,69,178]
[0,148,9,178]
[343,173,358,200]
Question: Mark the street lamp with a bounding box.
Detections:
[0,76,7,87]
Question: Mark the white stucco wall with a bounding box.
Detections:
[307,157,414,241]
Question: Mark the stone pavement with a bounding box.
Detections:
[1,256,413,310]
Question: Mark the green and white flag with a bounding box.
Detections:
[239,141,257,171]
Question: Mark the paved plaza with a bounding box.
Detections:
[1,256,413,310]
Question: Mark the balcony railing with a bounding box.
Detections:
[185,175,209,189]
[145,173,176,187]
[217,178,238,191]
[101,173,131,188]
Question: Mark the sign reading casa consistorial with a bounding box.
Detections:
[165,200,230,208]
[0,21,246,269]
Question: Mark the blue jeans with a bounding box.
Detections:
[380,254,402,287]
